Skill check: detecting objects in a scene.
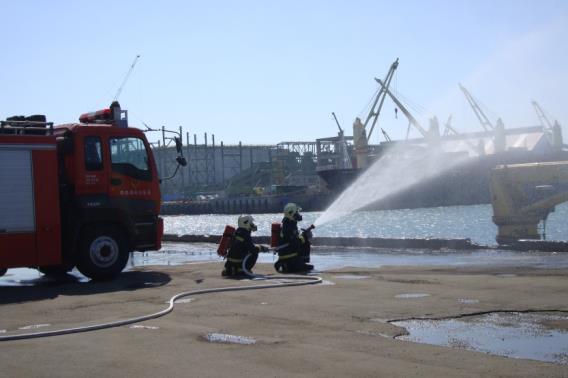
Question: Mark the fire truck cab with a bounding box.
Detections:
[0,103,163,280]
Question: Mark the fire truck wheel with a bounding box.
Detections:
[0,268,7,277]
[77,226,129,281]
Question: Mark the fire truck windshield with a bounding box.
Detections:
[110,137,151,181]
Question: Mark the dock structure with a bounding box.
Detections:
[150,129,322,205]
[163,234,482,250]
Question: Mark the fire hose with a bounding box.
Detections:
[0,252,321,342]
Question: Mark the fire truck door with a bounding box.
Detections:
[108,136,154,202]
[79,136,108,194]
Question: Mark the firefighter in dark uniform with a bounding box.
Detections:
[274,203,314,273]
[222,215,268,277]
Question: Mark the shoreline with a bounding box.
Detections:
[162,233,568,252]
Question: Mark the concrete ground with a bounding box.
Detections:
[0,262,567,377]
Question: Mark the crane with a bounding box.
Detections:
[532,101,553,129]
[330,112,352,169]
[331,112,344,135]
[375,81,482,154]
[361,58,399,143]
[375,78,428,137]
[440,114,483,153]
[443,115,454,136]
[459,84,494,131]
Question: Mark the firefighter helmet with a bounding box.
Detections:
[283,203,303,221]
[238,215,257,232]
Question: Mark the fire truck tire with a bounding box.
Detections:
[77,226,129,281]
[0,268,7,277]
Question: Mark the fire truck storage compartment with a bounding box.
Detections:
[0,140,62,268]
[0,149,35,233]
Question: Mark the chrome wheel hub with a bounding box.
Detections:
[89,236,119,268]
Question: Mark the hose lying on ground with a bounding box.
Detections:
[0,255,321,342]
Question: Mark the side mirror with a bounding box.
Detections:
[175,137,183,154]
[176,156,187,167]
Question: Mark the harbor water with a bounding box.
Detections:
[164,203,568,246]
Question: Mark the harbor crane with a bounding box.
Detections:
[375,78,428,137]
[459,84,495,132]
[361,58,399,143]
[442,115,455,136]
[375,80,481,153]
[331,112,353,168]
[350,58,398,169]
[332,112,344,135]
[532,100,554,129]
[531,101,567,151]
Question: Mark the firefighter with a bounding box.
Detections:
[274,203,314,273]
[222,215,268,277]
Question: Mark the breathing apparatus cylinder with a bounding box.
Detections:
[271,223,281,247]
[217,225,235,257]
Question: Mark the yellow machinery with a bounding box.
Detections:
[490,161,568,244]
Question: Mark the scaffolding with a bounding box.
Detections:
[151,131,321,197]
[186,132,217,187]
[277,141,317,159]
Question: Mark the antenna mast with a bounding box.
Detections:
[114,55,141,101]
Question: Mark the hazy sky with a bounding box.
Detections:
[1,0,567,145]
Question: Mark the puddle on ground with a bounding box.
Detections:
[129,325,159,330]
[458,298,479,304]
[18,324,51,330]
[334,275,370,280]
[395,293,431,299]
[174,298,194,304]
[205,332,256,345]
[0,330,6,334]
[391,312,568,364]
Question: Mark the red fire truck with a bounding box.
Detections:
[0,102,165,280]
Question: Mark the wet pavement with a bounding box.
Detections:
[395,293,431,299]
[392,312,568,365]
[1,249,567,375]
[3,242,568,286]
[204,333,256,345]
[129,243,568,272]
